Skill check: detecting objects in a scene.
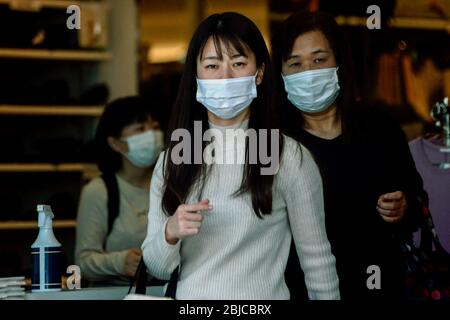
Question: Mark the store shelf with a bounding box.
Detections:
[0,105,104,116]
[0,163,100,179]
[270,13,450,32]
[336,16,450,31]
[0,163,94,172]
[392,17,450,31]
[0,0,84,10]
[0,220,76,230]
[0,48,111,61]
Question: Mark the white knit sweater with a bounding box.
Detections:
[142,121,340,300]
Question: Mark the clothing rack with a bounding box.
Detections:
[430,97,450,169]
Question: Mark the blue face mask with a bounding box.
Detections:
[196,73,258,120]
[123,130,164,168]
[282,67,340,113]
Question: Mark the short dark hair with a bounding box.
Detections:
[95,96,156,173]
[271,10,358,141]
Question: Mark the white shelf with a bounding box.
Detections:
[270,14,450,32]
[0,220,76,230]
[0,105,104,116]
[0,48,111,61]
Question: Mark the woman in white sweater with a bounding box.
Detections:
[141,12,340,300]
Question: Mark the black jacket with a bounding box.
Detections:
[285,106,426,301]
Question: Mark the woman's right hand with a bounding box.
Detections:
[165,199,213,245]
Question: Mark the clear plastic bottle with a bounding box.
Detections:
[31,205,62,292]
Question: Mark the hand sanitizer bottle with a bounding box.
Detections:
[31,205,62,292]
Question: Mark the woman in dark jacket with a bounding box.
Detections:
[271,11,427,300]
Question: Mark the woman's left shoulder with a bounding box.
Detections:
[279,134,316,173]
[352,105,404,140]
[352,104,392,124]
[281,135,305,161]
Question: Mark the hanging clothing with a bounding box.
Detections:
[409,137,450,252]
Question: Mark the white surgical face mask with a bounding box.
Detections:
[196,73,258,120]
[282,67,340,114]
[123,130,164,168]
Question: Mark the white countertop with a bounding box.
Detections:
[24,286,166,300]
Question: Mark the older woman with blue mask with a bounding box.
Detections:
[272,11,427,301]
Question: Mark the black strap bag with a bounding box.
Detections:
[101,173,178,298]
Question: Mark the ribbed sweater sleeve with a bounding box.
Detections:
[141,152,180,280]
[280,139,340,299]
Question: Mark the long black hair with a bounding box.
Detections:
[271,10,359,142]
[162,12,283,218]
[95,96,156,173]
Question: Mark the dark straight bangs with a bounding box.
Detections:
[199,33,248,62]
